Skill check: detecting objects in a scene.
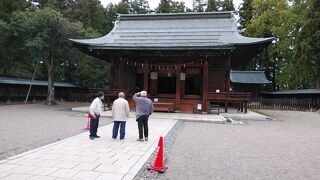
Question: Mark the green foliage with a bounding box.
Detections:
[294,0,320,88]
[207,0,218,12]
[193,0,205,12]
[221,0,235,11]
[156,0,185,13]
[116,0,131,14]
[131,0,150,13]
[238,0,253,32]
[0,0,28,22]
[242,0,293,90]
[240,0,320,90]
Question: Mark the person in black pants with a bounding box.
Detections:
[133,91,154,142]
[89,91,104,140]
[137,115,149,140]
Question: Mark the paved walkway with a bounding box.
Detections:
[0,115,176,180]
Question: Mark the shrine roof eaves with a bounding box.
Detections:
[70,12,273,51]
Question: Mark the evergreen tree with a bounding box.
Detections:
[193,0,205,12]
[131,0,150,14]
[221,0,235,11]
[156,0,185,13]
[157,0,171,13]
[295,0,320,88]
[116,0,131,14]
[245,0,292,90]
[238,0,253,33]
[207,0,218,12]
[0,0,29,22]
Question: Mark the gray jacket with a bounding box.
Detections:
[133,93,154,118]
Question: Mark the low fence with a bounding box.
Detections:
[248,97,320,111]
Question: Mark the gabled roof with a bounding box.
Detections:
[231,71,270,84]
[70,12,273,50]
[0,77,79,88]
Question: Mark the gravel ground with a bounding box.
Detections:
[0,102,112,160]
[158,110,320,180]
[134,120,184,180]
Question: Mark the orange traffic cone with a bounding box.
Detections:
[84,112,91,130]
[148,136,167,173]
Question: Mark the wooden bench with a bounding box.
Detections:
[153,102,175,112]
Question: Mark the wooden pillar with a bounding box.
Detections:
[118,61,123,90]
[225,56,231,92]
[143,61,148,91]
[225,56,231,113]
[175,63,181,110]
[111,59,116,89]
[150,71,157,96]
[202,61,209,112]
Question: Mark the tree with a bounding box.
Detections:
[207,0,218,12]
[221,0,235,11]
[0,16,32,77]
[156,0,185,13]
[9,8,81,104]
[104,3,117,33]
[193,0,205,12]
[157,0,171,13]
[171,1,185,13]
[238,0,253,33]
[116,0,131,14]
[0,0,28,22]
[244,0,292,90]
[131,0,150,14]
[295,0,320,88]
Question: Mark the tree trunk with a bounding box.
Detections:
[47,43,56,105]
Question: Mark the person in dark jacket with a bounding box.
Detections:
[133,91,154,142]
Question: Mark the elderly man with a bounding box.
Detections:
[133,91,154,142]
[89,91,104,140]
[112,92,130,140]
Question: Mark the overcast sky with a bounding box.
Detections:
[100,0,244,11]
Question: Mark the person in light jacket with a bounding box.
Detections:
[112,92,130,140]
[133,91,154,142]
[89,91,104,140]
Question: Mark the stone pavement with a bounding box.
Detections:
[0,116,176,180]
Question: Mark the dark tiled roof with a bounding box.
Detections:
[0,77,78,88]
[70,12,273,50]
[231,70,270,84]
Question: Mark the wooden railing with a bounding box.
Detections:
[208,92,252,113]
[208,92,252,102]
[248,97,320,111]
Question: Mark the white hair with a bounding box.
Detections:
[118,92,125,98]
[140,91,147,97]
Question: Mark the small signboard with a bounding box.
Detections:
[197,104,202,110]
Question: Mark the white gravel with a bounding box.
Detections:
[158,110,320,180]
